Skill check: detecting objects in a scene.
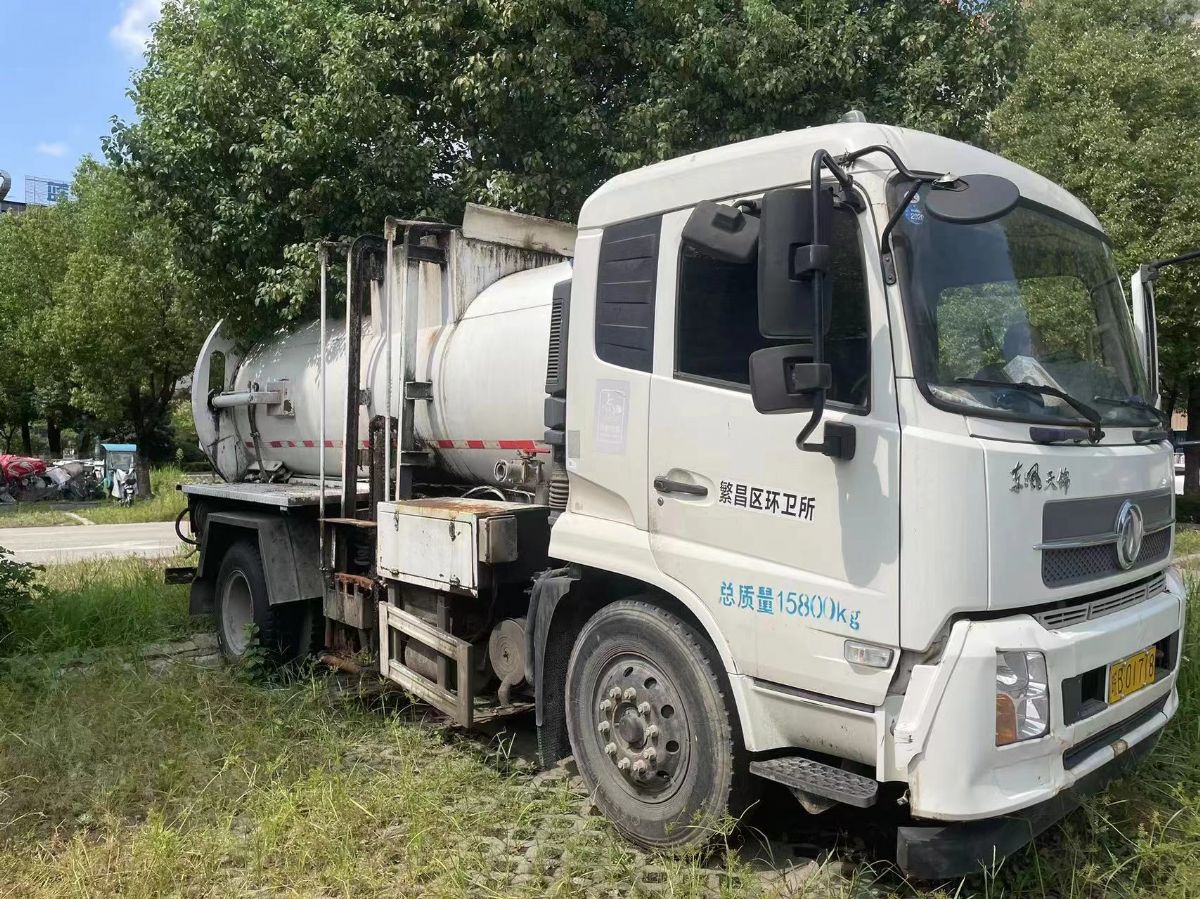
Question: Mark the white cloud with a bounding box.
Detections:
[35,142,68,158]
[110,0,164,56]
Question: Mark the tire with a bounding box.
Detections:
[565,599,748,850]
[214,539,319,665]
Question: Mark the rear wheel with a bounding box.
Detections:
[565,599,747,850]
[215,539,319,665]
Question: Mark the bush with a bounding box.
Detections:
[1178,495,1200,524]
[0,547,39,644]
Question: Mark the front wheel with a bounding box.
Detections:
[565,599,748,850]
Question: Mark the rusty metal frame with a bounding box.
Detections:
[378,599,474,727]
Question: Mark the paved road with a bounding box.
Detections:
[0,521,181,564]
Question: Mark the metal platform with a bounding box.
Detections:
[180,479,370,510]
[750,756,878,808]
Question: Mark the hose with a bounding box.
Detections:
[463,485,506,501]
[175,507,198,545]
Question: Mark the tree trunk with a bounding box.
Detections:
[1185,380,1200,495]
[134,452,152,499]
[47,418,62,457]
[77,429,93,459]
[19,420,31,456]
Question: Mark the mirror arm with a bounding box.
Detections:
[795,391,826,450]
[793,149,853,455]
[837,144,924,182]
[835,144,941,285]
[878,178,930,285]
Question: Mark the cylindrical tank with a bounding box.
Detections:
[193,259,571,487]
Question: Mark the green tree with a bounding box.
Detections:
[988,0,1200,485]
[110,0,1023,337]
[0,205,76,454]
[48,162,205,489]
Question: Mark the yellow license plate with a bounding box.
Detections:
[1108,646,1157,705]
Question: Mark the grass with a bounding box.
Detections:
[0,466,193,529]
[1174,525,1200,557]
[0,507,80,528]
[0,561,1196,897]
[1,555,205,656]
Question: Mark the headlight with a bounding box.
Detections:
[995,651,1049,746]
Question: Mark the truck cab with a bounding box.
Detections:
[549,122,1181,874]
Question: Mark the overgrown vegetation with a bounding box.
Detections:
[0,546,39,644]
[2,555,200,656]
[0,560,1196,896]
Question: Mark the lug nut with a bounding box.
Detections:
[609,687,622,701]
[643,747,658,764]
[617,758,631,772]
[637,701,651,717]
[598,721,610,735]
[599,699,612,712]
[645,724,659,740]
[605,742,617,757]
[623,687,637,702]
[632,759,649,779]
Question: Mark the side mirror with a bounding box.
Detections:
[757,186,834,339]
[749,345,831,413]
[681,201,759,264]
[924,173,1019,225]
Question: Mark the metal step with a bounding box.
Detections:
[750,757,878,808]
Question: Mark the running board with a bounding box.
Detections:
[750,757,878,809]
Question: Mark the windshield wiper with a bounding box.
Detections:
[1092,395,1168,426]
[954,377,1105,440]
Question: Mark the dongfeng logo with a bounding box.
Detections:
[1114,500,1145,570]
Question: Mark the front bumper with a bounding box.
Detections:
[898,720,1162,880]
[885,568,1184,877]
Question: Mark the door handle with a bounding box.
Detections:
[653,476,708,497]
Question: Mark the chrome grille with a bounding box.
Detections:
[1042,527,1171,588]
[1034,572,1168,630]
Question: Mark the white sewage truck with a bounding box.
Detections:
[179,122,1185,878]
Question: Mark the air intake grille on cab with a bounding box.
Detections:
[1042,528,1171,588]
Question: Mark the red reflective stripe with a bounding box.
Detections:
[242,437,550,452]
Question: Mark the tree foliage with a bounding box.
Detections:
[0,163,205,465]
[988,0,1200,412]
[110,0,1024,336]
[50,161,203,461]
[0,204,76,452]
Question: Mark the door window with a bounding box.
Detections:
[675,206,871,408]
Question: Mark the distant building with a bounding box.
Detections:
[0,169,21,215]
[0,172,68,215]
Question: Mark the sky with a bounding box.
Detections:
[0,0,162,202]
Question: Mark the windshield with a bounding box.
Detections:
[892,188,1156,429]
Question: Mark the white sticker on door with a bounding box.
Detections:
[594,380,630,455]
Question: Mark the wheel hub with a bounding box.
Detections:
[594,657,688,796]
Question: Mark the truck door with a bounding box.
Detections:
[647,203,900,704]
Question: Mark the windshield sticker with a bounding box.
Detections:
[719,581,860,630]
[1010,462,1070,493]
[719,479,815,521]
[903,201,924,225]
